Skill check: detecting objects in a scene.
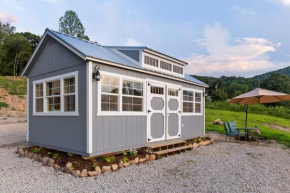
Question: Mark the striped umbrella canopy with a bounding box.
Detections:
[228,88,290,128]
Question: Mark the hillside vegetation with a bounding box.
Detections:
[253,66,290,80]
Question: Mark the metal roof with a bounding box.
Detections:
[48,29,207,87]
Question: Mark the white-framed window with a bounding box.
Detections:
[160,61,172,71]
[182,88,203,115]
[98,71,146,116]
[173,65,183,74]
[33,71,78,116]
[168,88,178,96]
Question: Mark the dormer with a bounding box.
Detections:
[105,46,188,78]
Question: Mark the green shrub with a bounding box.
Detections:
[0,102,8,108]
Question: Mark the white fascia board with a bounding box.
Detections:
[86,61,93,154]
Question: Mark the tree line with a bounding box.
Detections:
[193,72,290,107]
[0,10,89,76]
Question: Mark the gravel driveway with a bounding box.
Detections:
[0,133,289,193]
[0,117,27,148]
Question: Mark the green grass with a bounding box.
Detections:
[206,109,290,148]
[0,76,27,95]
[0,102,8,108]
[206,101,290,119]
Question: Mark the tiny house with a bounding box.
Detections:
[22,29,208,157]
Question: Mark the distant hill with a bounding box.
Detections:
[252,66,290,80]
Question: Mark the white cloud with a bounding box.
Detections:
[230,6,257,16]
[267,0,290,5]
[185,23,289,77]
[125,38,143,46]
[0,11,17,23]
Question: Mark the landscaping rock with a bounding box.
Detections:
[72,170,80,177]
[42,157,49,165]
[145,154,150,161]
[29,152,34,159]
[118,161,124,168]
[94,167,101,175]
[54,164,60,170]
[80,169,88,177]
[47,158,55,167]
[199,141,205,146]
[129,157,139,165]
[269,140,276,144]
[112,164,118,171]
[204,140,210,146]
[18,149,24,157]
[66,162,73,168]
[139,158,146,163]
[88,171,100,177]
[210,138,215,144]
[150,154,156,161]
[27,152,32,158]
[123,162,130,167]
[37,155,43,162]
[102,166,111,173]
[66,167,74,174]
[214,119,223,125]
[24,151,28,157]
[192,143,199,149]
[32,154,38,160]
[60,167,66,172]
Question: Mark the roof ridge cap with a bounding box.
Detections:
[47,28,103,46]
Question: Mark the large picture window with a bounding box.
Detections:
[33,72,78,116]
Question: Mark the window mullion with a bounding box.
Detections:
[60,78,64,113]
[43,82,47,113]
[119,77,122,112]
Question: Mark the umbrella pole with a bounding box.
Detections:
[245,104,248,128]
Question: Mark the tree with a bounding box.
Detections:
[17,32,41,51]
[59,10,89,40]
[260,73,290,94]
[3,34,31,76]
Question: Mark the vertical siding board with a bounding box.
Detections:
[115,117,122,149]
[103,117,110,151]
[121,117,127,148]
[109,117,116,150]
[131,117,137,146]
[126,116,132,147]
[96,117,104,152]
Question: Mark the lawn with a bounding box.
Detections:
[0,76,27,95]
[206,109,290,148]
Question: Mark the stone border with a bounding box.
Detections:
[16,138,215,178]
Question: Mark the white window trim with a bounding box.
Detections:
[32,71,79,116]
[97,71,147,116]
[182,87,203,116]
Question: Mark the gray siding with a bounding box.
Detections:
[27,36,84,77]
[28,38,87,155]
[92,62,205,155]
[181,116,205,138]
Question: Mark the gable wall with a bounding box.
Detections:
[27,36,87,155]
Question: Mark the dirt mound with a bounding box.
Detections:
[0,87,26,118]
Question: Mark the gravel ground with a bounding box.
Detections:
[0,117,26,148]
[0,133,289,193]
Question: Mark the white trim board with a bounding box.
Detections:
[32,71,79,116]
[87,61,93,154]
[27,78,29,142]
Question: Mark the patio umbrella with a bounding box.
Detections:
[228,88,290,128]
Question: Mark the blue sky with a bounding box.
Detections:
[1,0,290,77]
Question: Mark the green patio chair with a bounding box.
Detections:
[224,122,240,142]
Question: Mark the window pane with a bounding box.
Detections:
[64,95,75,112]
[46,80,60,96]
[101,76,119,94]
[151,86,163,95]
[101,94,118,111]
[47,97,60,111]
[183,90,193,102]
[36,98,43,112]
[183,102,193,113]
[122,96,142,112]
[133,97,142,105]
[195,93,201,102]
[168,89,178,96]
[145,56,158,67]
[195,103,201,113]
[35,84,43,97]
[133,105,142,111]
[122,80,143,97]
[64,77,75,94]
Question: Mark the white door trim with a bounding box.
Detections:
[147,81,166,143]
[166,84,182,140]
